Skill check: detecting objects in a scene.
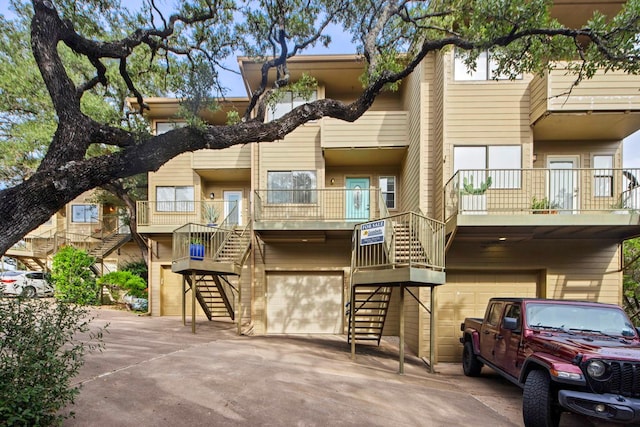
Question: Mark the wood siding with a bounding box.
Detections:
[530,65,640,124]
[321,111,408,149]
[258,125,323,188]
[149,152,200,197]
[192,145,251,169]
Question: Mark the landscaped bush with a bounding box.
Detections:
[119,260,148,282]
[0,298,106,425]
[51,246,100,305]
[97,271,147,299]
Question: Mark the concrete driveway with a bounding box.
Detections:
[64,308,609,426]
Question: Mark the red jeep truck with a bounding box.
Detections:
[460,298,640,427]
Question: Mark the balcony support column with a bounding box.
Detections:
[191,271,196,334]
[399,284,405,375]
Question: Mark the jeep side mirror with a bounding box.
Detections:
[503,316,519,331]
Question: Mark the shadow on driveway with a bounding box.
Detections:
[62,308,607,426]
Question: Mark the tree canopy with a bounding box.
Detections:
[1,0,639,254]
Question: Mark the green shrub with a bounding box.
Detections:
[0,298,106,425]
[52,246,99,305]
[97,271,147,299]
[119,260,148,282]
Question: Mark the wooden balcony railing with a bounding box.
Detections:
[137,200,241,227]
[254,188,385,222]
[444,168,640,220]
[351,212,446,272]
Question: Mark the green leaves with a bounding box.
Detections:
[52,246,100,305]
[0,298,106,425]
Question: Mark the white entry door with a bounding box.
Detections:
[547,156,579,213]
[224,191,242,225]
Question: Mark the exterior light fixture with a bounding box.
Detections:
[209,192,215,199]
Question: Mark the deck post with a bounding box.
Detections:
[236,274,242,335]
[430,285,436,374]
[399,284,405,375]
[191,271,196,334]
[350,284,356,359]
[182,275,186,326]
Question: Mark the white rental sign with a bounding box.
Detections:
[360,220,385,246]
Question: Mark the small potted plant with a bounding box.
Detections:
[202,203,219,226]
[531,197,559,214]
[189,237,205,260]
[460,176,492,214]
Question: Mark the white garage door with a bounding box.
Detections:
[267,272,343,334]
[437,271,539,362]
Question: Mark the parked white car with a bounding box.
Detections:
[0,271,54,297]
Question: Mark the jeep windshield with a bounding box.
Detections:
[526,303,636,338]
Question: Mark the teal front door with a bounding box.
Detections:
[346,178,370,220]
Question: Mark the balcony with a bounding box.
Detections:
[530,64,640,140]
[136,200,244,233]
[444,168,640,241]
[254,188,388,235]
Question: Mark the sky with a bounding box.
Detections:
[1,1,639,168]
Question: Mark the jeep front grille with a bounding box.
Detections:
[585,360,640,397]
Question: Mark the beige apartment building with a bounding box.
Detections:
[135,2,640,363]
[5,190,140,275]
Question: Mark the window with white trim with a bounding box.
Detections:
[71,204,98,223]
[269,91,317,120]
[156,186,194,212]
[267,171,317,203]
[155,122,186,135]
[454,49,523,81]
[379,176,396,209]
[453,145,522,189]
[593,155,613,197]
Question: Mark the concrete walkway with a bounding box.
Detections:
[63,308,604,426]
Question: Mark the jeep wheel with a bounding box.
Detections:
[523,370,561,427]
[21,286,36,298]
[462,341,483,377]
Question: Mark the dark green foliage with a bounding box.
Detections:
[51,246,99,305]
[119,260,148,282]
[97,270,147,299]
[0,298,106,425]
[623,238,640,325]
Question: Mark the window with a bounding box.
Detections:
[156,186,194,212]
[486,303,503,327]
[593,155,613,197]
[267,171,317,203]
[454,145,522,189]
[155,122,186,135]
[71,204,98,223]
[379,176,396,209]
[269,91,317,120]
[454,49,522,81]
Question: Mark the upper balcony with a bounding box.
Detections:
[530,64,640,141]
[253,188,388,238]
[444,168,640,242]
[321,111,408,166]
[136,200,247,233]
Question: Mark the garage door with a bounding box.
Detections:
[160,266,206,317]
[267,272,343,334]
[437,271,539,362]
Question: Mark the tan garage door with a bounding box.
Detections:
[267,272,343,334]
[160,267,206,317]
[437,271,539,362]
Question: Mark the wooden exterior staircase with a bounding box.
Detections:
[347,285,392,345]
[348,212,446,348]
[174,223,252,323]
